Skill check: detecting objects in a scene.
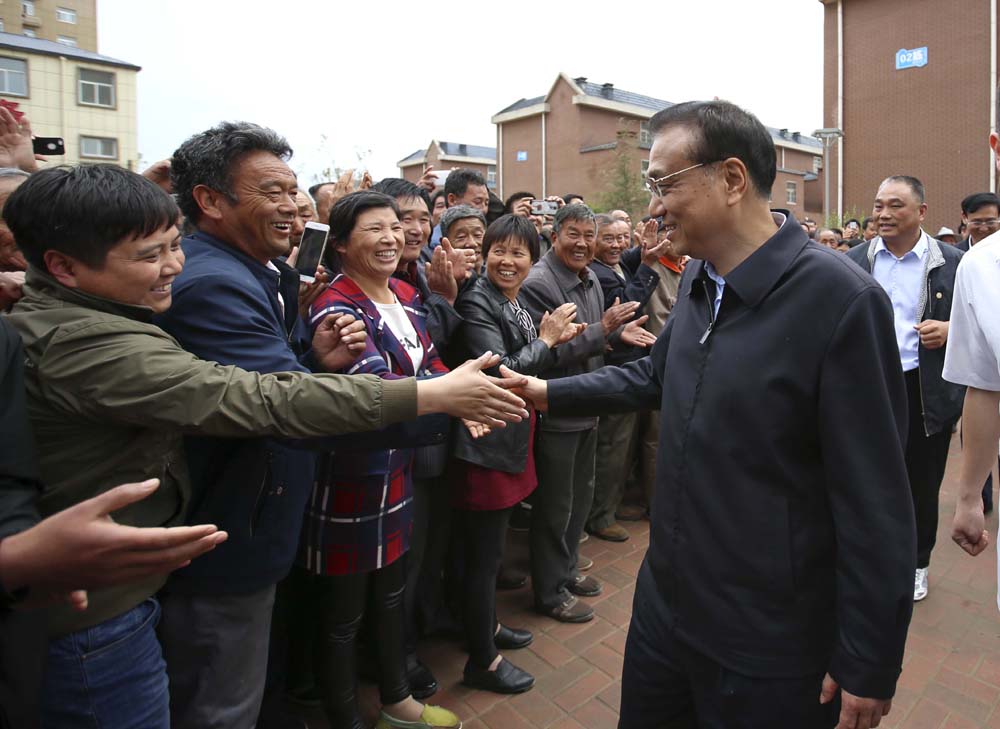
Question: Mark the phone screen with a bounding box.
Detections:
[295,225,329,281]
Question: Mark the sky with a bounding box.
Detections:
[97,0,826,186]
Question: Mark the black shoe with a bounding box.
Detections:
[495,624,533,650]
[405,653,438,700]
[463,657,534,694]
[496,566,527,590]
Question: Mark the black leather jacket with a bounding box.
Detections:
[847,235,965,435]
[451,276,557,473]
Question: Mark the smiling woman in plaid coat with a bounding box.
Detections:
[300,191,460,729]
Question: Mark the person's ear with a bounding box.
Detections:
[721,158,750,205]
[191,184,227,222]
[446,193,458,208]
[43,250,85,288]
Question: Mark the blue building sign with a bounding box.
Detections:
[896,47,928,70]
[516,150,528,162]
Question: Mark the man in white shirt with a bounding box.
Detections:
[846,176,965,602]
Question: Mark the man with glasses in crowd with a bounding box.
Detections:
[957,192,1000,252]
[505,100,915,728]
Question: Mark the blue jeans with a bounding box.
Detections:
[41,598,169,729]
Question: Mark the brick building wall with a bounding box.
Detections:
[822,0,996,232]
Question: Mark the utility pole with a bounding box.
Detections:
[813,128,844,224]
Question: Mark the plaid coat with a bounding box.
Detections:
[300,274,448,575]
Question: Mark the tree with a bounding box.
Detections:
[595,121,648,221]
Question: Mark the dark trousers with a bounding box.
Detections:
[619,566,839,729]
[315,557,410,729]
[903,369,954,569]
[531,427,598,611]
[406,476,455,645]
[159,587,274,729]
[458,505,514,668]
[0,608,46,729]
[589,412,639,532]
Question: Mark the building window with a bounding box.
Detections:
[0,57,28,96]
[78,68,115,107]
[21,29,35,38]
[487,165,496,186]
[57,36,77,47]
[0,19,5,32]
[57,7,78,23]
[22,1,36,17]
[639,121,651,146]
[641,159,650,176]
[813,155,823,173]
[80,135,118,159]
[785,181,797,205]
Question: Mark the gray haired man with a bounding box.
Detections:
[518,204,653,622]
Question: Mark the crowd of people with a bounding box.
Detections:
[1,94,1000,729]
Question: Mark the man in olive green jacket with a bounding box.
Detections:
[4,164,524,729]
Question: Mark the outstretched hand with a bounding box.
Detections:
[499,364,548,412]
[620,316,656,348]
[418,352,528,427]
[0,106,37,173]
[0,479,229,610]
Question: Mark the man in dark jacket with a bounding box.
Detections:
[505,100,914,729]
[846,176,964,602]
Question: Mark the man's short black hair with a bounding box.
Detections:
[504,191,536,212]
[862,216,875,229]
[648,100,777,199]
[372,177,431,212]
[961,192,1000,216]
[880,175,925,204]
[482,214,541,263]
[563,193,584,205]
[324,191,400,272]
[5,164,180,271]
[171,121,292,224]
[444,168,486,199]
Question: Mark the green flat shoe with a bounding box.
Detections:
[374,704,462,729]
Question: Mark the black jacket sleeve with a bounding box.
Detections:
[455,289,556,377]
[0,319,39,542]
[547,316,673,416]
[820,285,914,699]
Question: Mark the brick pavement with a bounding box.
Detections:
[295,433,1000,728]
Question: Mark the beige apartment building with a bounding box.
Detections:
[492,73,824,220]
[0,0,97,52]
[0,32,139,169]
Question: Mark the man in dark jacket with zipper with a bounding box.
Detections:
[846,176,964,603]
[504,100,915,729]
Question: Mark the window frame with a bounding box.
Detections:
[21,1,36,17]
[56,7,78,23]
[0,56,29,98]
[79,135,119,160]
[56,35,77,47]
[639,120,652,147]
[77,67,116,109]
[785,181,798,205]
[21,29,35,38]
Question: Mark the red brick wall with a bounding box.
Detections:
[836,0,993,232]
[500,116,544,199]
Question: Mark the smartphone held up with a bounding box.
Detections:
[294,221,329,283]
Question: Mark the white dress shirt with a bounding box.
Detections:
[871,231,929,372]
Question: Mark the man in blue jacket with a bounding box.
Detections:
[155,123,448,728]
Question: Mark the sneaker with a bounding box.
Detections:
[914,567,929,602]
[579,532,589,544]
[375,704,462,729]
[577,555,594,571]
[541,595,594,623]
[588,523,630,542]
[568,574,602,597]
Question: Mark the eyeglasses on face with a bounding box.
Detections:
[644,161,720,198]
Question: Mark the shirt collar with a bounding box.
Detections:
[710,210,805,310]
[871,230,928,260]
[544,249,592,290]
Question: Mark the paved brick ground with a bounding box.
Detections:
[295,433,1000,728]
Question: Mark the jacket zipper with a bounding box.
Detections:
[699,279,716,344]
[250,451,273,537]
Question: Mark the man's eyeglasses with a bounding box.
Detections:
[967,219,1000,228]
[644,162,709,198]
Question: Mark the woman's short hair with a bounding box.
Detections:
[482,214,541,263]
[324,190,400,271]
